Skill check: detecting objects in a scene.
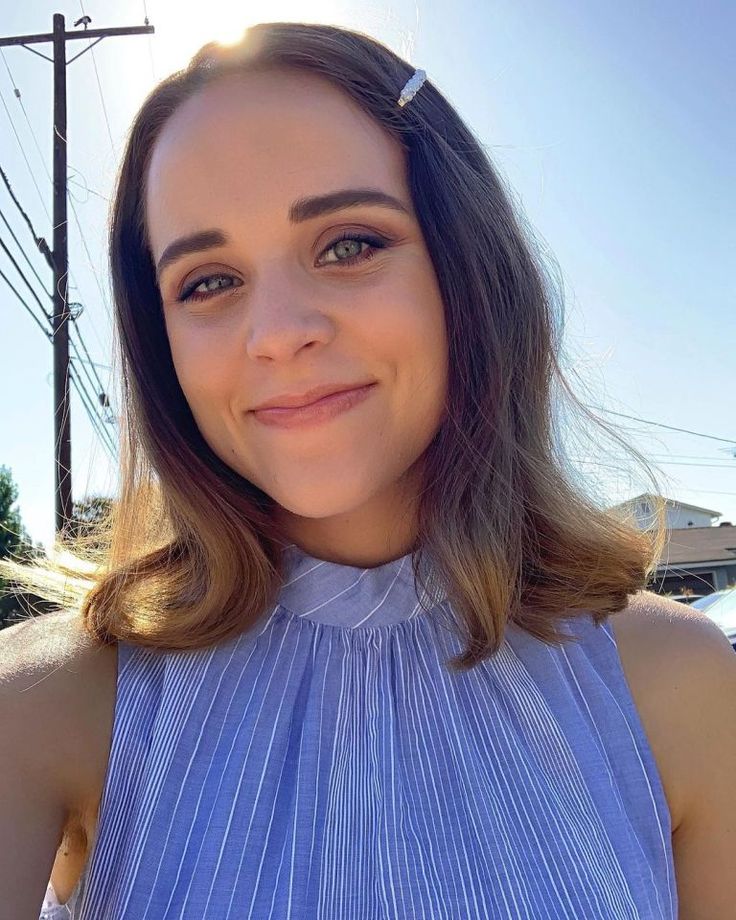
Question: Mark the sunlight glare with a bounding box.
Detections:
[156,0,346,71]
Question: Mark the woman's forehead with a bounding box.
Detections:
[145,71,407,243]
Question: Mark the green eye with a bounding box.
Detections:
[179,273,243,303]
[319,232,388,267]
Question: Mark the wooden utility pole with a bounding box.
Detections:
[0,13,154,538]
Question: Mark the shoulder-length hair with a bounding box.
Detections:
[1,21,666,671]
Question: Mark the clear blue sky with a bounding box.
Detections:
[1,0,733,551]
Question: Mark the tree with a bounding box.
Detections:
[0,473,116,629]
[0,465,36,560]
[67,494,114,551]
[0,465,44,628]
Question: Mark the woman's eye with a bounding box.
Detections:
[176,233,388,303]
[318,232,388,267]
[178,273,243,303]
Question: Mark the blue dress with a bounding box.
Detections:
[57,543,675,919]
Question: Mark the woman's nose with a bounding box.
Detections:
[242,270,336,363]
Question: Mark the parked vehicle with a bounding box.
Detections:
[690,589,731,613]
[666,593,708,605]
[690,588,736,650]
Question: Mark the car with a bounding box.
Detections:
[690,589,732,613]
[666,593,709,605]
[689,588,736,650]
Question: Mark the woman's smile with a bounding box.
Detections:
[249,381,377,429]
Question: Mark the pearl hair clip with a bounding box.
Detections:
[397,68,427,107]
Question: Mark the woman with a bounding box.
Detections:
[1,21,734,920]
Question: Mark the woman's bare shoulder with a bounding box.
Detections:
[609,588,731,675]
[1,607,107,672]
[611,590,736,917]
[0,609,118,816]
[609,589,734,834]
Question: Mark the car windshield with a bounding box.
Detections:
[690,591,728,611]
[700,590,736,634]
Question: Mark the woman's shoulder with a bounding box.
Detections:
[0,609,117,838]
[0,610,118,906]
[610,589,736,916]
[609,589,735,835]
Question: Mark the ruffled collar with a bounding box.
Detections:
[277,543,447,629]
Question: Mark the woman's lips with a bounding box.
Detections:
[250,383,377,429]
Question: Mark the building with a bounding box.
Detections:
[609,494,736,598]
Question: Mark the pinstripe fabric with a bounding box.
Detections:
[60,544,676,919]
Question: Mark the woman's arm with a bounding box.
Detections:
[616,592,736,918]
[0,611,105,919]
[1,622,69,918]
[666,610,736,918]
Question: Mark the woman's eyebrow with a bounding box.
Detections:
[155,188,410,278]
[156,229,228,279]
[288,187,410,223]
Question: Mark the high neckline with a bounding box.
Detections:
[277,543,447,629]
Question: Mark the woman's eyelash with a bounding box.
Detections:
[178,273,242,303]
[317,231,388,267]
[176,232,389,303]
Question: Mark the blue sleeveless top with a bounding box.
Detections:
[60,544,676,919]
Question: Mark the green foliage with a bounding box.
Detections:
[0,465,45,627]
[66,495,114,551]
[0,468,115,628]
[0,464,36,560]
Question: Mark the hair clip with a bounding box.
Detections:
[397,68,427,108]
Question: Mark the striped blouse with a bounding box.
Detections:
[46,543,676,918]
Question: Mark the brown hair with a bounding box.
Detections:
[1,22,666,671]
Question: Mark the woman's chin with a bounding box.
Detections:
[266,483,382,522]
[273,496,366,521]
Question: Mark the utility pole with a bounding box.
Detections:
[0,14,154,539]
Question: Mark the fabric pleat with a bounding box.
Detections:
[53,545,675,919]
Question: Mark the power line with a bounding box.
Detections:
[142,0,157,80]
[644,453,736,461]
[0,231,52,320]
[0,164,53,269]
[69,327,105,401]
[77,3,116,155]
[15,51,112,355]
[0,252,116,460]
[1,153,116,463]
[576,458,735,471]
[1,44,117,469]
[679,489,736,498]
[65,325,117,459]
[4,215,116,420]
[646,460,735,469]
[70,355,111,371]
[64,169,112,360]
[68,170,109,202]
[0,203,51,296]
[589,405,736,447]
[68,195,112,326]
[70,315,109,404]
[0,263,52,340]
[69,362,117,461]
[0,48,52,183]
[0,82,50,223]
[68,343,116,457]
[0,235,115,468]
[1,49,111,364]
[0,12,154,536]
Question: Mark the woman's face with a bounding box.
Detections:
[145,69,448,560]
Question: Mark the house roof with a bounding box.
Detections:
[610,493,722,518]
[659,524,736,565]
